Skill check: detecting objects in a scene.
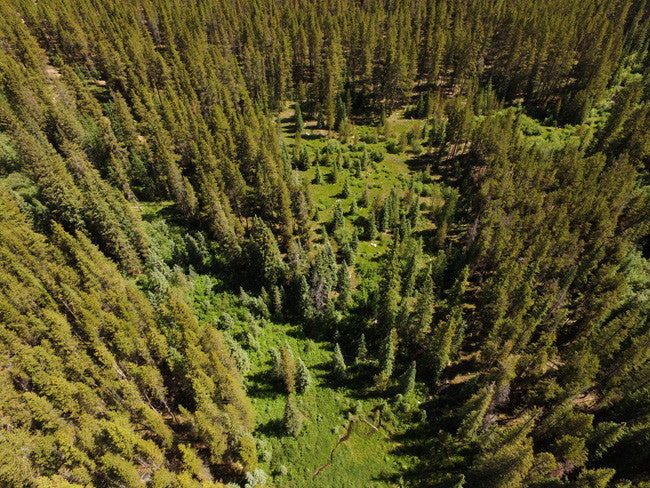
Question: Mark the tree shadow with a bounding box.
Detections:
[309,359,333,377]
[404,153,436,169]
[140,201,184,224]
[374,412,465,487]
[256,417,286,438]
[301,132,326,140]
[246,369,283,400]
[283,326,309,342]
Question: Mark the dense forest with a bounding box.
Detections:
[1,0,649,487]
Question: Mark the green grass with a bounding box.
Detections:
[244,319,421,488]
[280,107,439,272]
[185,276,423,488]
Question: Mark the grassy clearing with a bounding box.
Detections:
[186,279,424,488]
[245,320,423,488]
[279,106,441,271]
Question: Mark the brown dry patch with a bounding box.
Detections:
[45,65,61,79]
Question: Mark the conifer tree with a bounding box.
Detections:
[223,333,251,377]
[356,334,368,363]
[402,238,422,297]
[380,329,398,379]
[249,216,286,287]
[271,285,283,313]
[349,199,358,216]
[332,200,345,231]
[296,273,313,320]
[351,228,360,254]
[467,415,535,488]
[296,358,312,394]
[366,211,378,240]
[362,183,371,208]
[284,396,303,436]
[361,148,370,171]
[341,176,351,199]
[330,158,340,183]
[379,106,387,127]
[399,361,416,396]
[280,345,297,393]
[378,236,402,331]
[295,102,304,135]
[270,348,283,380]
[294,191,311,239]
[333,343,347,380]
[575,469,615,488]
[409,265,435,348]
[316,104,325,130]
[457,384,495,440]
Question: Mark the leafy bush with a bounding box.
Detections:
[370,147,385,162]
[385,139,400,154]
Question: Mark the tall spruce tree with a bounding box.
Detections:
[333,343,347,381]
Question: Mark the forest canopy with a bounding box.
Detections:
[0,0,649,487]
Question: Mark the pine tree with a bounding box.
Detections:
[295,102,304,134]
[271,285,283,313]
[575,469,615,488]
[284,396,303,436]
[249,216,286,287]
[467,415,535,488]
[378,236,401,332]
[316,104,325,129]
[341,176,351,199]
[349,199,358,216]
[362,183,370,207]
[296,273,313,320]
[295,191,310,239]
[410,265,435,348]
[587,422,626,461]
[332,200,345,231]
[399,361,416,396]
[379,106,387,127]
[334,96,347,132]
[429,309,464,381]
[330,158,340,183]
[351,228,360,254]
[280,345,297,393]
[457,384,495,440]
[332,343,346,380]
[402,238,422,297]
[314,164,323,184]
[356,334,368,363]
[380,329,397,379]
[408,198,421,229]
[361,148,370,171]
[270,348,283,380]
[296,358,312,393]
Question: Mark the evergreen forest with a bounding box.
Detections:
[1,0,650,487]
